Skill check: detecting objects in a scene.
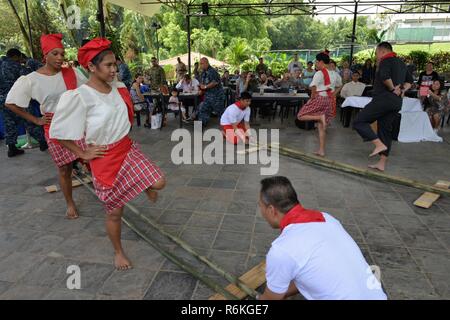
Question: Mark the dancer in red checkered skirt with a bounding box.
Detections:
[5,34,87,219]
[50,38,166,270]
[297,52,338,157]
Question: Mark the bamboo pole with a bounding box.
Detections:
[123,199,259,299]
[270,144,450,197]
[121,218,239,300]
[73,174,258,299]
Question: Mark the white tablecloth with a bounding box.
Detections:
[341,96,442,143]
[341,96,423,112]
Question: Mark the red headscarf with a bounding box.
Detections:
[40,33,64,56]
[77,37,112,68]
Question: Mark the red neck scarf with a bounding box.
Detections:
[235,101,246,110]
[279,204,325,232]
[117,87,135,125]
[379,52,397,63]
[321,67,331,86]
[316,67,333,98]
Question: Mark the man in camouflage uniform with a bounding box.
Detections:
[0,48,47,157]
[146,57,166,92]
[198,57,225,127]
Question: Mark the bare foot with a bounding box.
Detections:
[313,150,325,157]
[368,163,385,172]
[66,206,79,220]
[369,145,387,158]
[114,252,133,271]
[146,189,158,203]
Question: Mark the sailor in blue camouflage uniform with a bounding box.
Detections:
[198,57,225,127]
[0,48,47,157]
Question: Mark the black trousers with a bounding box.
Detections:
[352,93,402,156]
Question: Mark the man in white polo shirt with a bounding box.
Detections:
[340,71,366,98]
[220,91,252,145]
[257,176,387,300]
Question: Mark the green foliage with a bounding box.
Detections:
[240,59,258,72]
[430,51,450,74]
[191,27,223,58]
[267,16,324,50]
[222,38,251,69]
[163,64,175,81]
[407,50,430,71]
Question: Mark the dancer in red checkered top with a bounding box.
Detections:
[5,33,87,219]
[50,38,166,270]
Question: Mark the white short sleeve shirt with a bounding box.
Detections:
[266,213,387,300]
[5,68,87,114]
[220,104,251,125]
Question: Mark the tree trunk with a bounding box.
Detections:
[6,0,32,56]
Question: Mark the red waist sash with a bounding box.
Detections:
[89,135,132,188]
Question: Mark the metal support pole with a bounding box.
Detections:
[349,1,358,67]
[187,7,191,76]
[97,0,106,37]
[24,0,34,58]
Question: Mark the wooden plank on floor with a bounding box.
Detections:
[45,177,92,193]
[414,192,441,209]
[413,181,450,209]
[209,261,266,300]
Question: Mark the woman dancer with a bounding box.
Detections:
[50,38,166,270]
[5,34,87,219]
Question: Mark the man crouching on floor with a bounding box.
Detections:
[257,176,387,300]
[220,91,252,145]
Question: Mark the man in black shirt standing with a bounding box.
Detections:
[353,42,413,172]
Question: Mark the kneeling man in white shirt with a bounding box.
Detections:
[257,176,387,300]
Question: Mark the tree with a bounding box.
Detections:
[267,15,325,50]
[191,27,223,58]
[222,37,251,69]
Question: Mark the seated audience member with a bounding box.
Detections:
[130,74,147,127]
[257,176,388,300]
[302,61,316,87]
[340,71,366,98]
[176,74,199,93]
[340,61,352,84]
[220,91,252,145]
[328,60,343,97]
[361,59,374,84]
[231,70,240,81]
[237,71,258,96]
[418,62,439,97]
[290,70,304,89]
[259,73,274,87]
[275,73,292,89]
[168,87,187,122]
[423,80,449,132]
[221,70,231,87]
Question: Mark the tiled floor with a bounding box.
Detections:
[0,112,449,300]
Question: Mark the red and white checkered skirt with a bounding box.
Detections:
[92,142,164,212]
[297,95,334,125]
[46,136,86,168]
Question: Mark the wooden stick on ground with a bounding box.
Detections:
[414,181,450,209]
[209,261,266,300]
[45,176,92,193]
[270,144,450,197]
